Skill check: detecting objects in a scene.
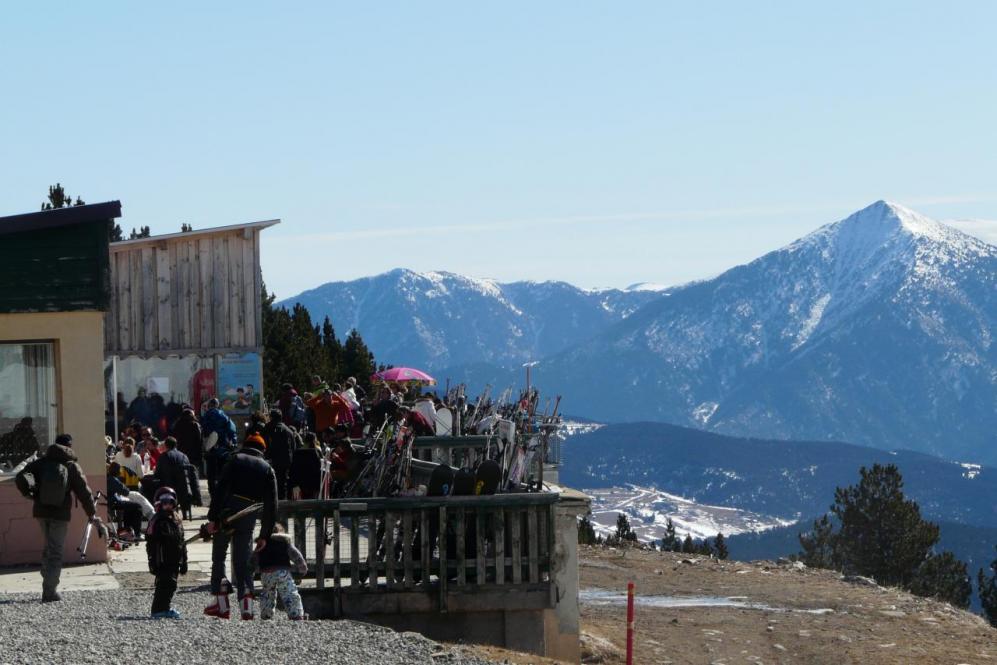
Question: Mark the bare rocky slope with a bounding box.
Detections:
[471,547,997,664]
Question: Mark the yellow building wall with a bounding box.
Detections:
[0,311,107,564]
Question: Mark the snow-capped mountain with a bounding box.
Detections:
[537,201,997,463]
[279,269,662,370]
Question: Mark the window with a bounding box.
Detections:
[105,354,214,439]
[0,343,56,472]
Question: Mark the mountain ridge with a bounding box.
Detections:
[281,201,997,463]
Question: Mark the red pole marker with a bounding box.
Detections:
[626,581,635,665]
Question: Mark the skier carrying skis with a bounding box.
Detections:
[204,432,278,620]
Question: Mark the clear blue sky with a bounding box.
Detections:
[2,3,996,298]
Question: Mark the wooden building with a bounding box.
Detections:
[0,201,121,565]
[104,219,279,436]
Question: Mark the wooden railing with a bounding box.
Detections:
[278,493,557,610]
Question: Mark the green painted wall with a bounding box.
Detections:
[0,220,110,313]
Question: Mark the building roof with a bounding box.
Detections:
[0,201,122,236]
[110,218,280,248]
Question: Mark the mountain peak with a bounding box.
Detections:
[845,200,954,242]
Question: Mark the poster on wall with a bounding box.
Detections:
[190,368,216,414]
[217,352,261,415]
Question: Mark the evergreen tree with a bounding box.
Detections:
[41,182,122,240]
[342,329,376,392]
[713,532,729,560]
[799,514,838,569]
[978,547,997,627]
[613,513,636,544]
[831,464,939,587]
[681,534,695,554]
[909,552,971,609]
[41,182,83,210]
[129,226,151,239]
[321,316,343,381]
[578,513,598,545]
[660,518,678,552]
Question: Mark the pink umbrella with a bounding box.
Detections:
[371,367,437,386]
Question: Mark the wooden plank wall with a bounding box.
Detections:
[105,229,262,355]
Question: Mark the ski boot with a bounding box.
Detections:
[240,594,255,620]
[204,579,232,619]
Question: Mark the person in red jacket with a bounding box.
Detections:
[399,406,435,437]
[306,389,353,433]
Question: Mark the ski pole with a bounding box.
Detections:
[78,521,94,560]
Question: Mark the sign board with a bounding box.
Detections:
[217,352,261,414]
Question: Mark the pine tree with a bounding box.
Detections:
[321,317,343,381]
[129,226,151,239]
[681,534,695,554]
[660,518,678,552]
[909,552,971,608]
[799,514,838,569]
[578,513,598,545]
[613,513,636,544]
[342,329,376,392]
[713,532,729,560]
[41,182,122,240]
[978,547,997,627]
[831,464,939,587]
[41,183,82,210]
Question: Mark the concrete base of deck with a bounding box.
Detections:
[301,587,578,661]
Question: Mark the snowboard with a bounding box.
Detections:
[435,407,453,436]
[452,468,475,496]
[474,459,501,496]
[427,464,455,497]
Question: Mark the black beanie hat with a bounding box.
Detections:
[55,434,73,447]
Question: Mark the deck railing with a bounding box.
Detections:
[278,493,558,610]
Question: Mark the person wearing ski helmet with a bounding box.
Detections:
[146,486,188,618]
[204,432,278,620]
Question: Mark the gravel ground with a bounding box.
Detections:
[0,589,498,665]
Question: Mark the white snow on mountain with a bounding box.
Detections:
[547,200,997,463]
[624,282,670,293]
[586,485,796,543]
[281,268,664,371]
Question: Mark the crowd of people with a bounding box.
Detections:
[94,373,441,619]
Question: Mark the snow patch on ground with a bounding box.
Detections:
[960,462,982,480]
[585,485,796,542]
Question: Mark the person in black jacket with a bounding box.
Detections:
[154,437,192,519]
[288,432,322,500]
[15,434,104,602]
[170,408,203,473]
[204,433,277,621]
[263,409,296,500]
[146,486,187,619]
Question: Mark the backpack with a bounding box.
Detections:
[37,459,69,507]
[289,396,307,428]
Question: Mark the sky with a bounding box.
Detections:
[1,3,996,299]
